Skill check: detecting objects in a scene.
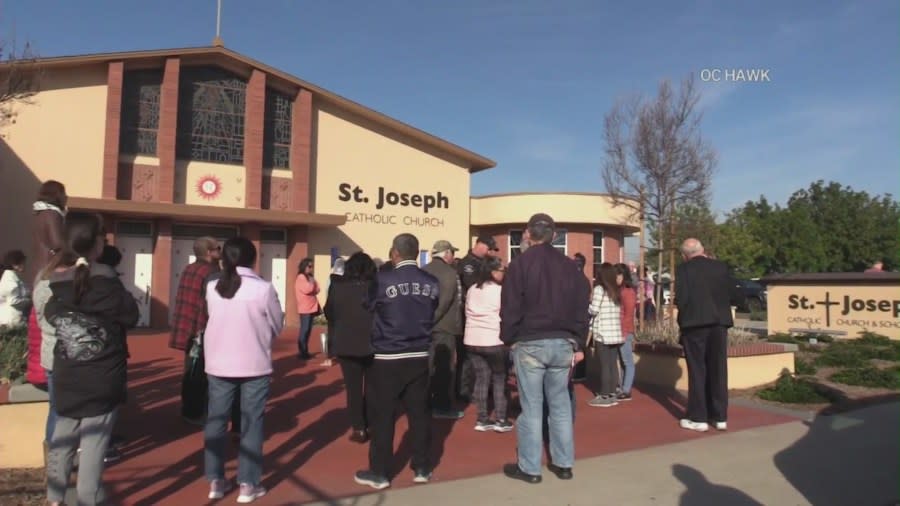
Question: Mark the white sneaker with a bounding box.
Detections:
[237,483,267,503]
[715,421,727,431]
[208,479,229,500]
[679,419,709,432]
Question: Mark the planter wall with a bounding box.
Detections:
[0,402,48,468]
[633,342,795,391]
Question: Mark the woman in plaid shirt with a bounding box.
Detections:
[586,263,624,408]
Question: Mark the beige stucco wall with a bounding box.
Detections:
[470,193,640,229]
[308,102,471,292]
[0,65,108,256]
[0,402,48,468]
[634,351,795,390]
[768,284,900,339]
[173,160,247,208]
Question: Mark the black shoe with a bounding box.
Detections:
[616,392,632,401]
[503,463,541,484]
[349,429,368,444]
[547,463,573,480]
[354,470,390,490]
[103,447,122,464]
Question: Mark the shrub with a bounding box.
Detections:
[803,333,834,344]
[795,358,818,376]
[815,343,867,368]
[728,326,759,345]
[634,323,761,347]
[0,324,29,383]
[768,333,799,345]
[749,310,767,322]
[857,331,890,345]
[758,372,829,404]
[634,323,680,346]
[829,366,900,390]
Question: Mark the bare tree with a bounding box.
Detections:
[601,75,717,321]
[0,39,40,128]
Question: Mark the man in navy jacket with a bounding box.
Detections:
[355,233,439,490]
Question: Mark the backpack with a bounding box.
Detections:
[49,310,110,362]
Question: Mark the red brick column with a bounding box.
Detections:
[101,62,124,199]
[285,226,309,328]
[151,219,173,328]
[244,70,266,209]
[603,229,622,263]
[565,226,594,284]
[158,58,180,204]
[291,89,313,212]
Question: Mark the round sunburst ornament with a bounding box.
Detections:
[196,175,222,200]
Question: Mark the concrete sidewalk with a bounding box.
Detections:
[310,402,899,506]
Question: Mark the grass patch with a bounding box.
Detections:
[795,358,818,375]
[829,366,900,390]
[758,373,829,404]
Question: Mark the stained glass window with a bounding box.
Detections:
[120,70,162,155]
[264,89,292,168]
[177,67,247,164]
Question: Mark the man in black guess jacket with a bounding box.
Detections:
[354,233,440,490]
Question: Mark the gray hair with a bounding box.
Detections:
[681,238,705,257]
[392,233,419,260]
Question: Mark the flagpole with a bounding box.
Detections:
[213,0,224,46]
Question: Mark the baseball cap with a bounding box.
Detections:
[476,235,499,251]
[527,213,555,229]
[431,240,459,254]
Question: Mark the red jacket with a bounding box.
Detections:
[26,307,47,386]
[170,260,219,350]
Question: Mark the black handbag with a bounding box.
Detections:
[180,333,208,418]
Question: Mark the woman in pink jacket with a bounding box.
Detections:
[204,237,284,503]
[463,257,513,433]
[294,258,319,360]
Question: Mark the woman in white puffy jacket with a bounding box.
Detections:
[0,250,30,327]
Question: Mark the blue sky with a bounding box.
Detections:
[4,0,898,216]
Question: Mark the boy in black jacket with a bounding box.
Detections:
[354,234,439,490]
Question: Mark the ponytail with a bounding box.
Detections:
[73,257,91,304]
[215,237,256,300]
[215,262,242,299]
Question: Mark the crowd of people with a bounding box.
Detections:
[0,179,749,504]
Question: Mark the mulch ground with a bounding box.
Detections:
[0,468,44,506]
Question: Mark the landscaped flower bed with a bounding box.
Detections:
[632,324,797,390]
[758,331,900,405]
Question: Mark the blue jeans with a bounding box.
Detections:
[45,369,57,443]
[297,314,314,356]
[514,338,576,475]
[205,375,270,486]
[619,333,635,394]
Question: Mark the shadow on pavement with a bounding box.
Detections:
[673,464,763,506]
[774,400,900,506]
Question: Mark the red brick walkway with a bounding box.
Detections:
[105,330,792,505]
